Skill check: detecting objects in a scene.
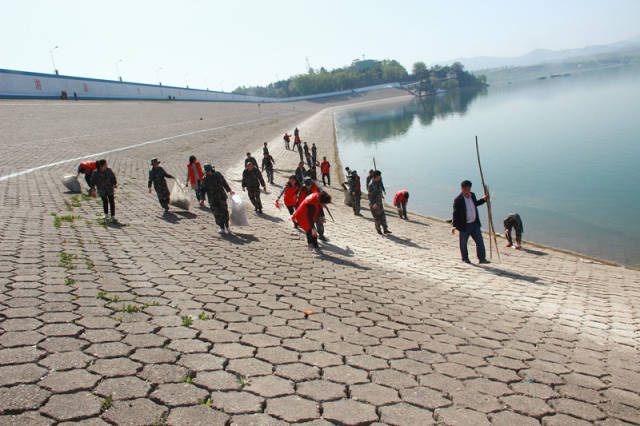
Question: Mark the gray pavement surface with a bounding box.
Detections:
[0,92,639,425]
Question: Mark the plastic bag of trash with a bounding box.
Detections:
[169,180,191,210]
[62,175,81,193]
[230,193,249,226]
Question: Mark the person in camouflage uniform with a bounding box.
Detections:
[90,159,117,222]
[148,158,174,211]
[348,170,362,216]
[368,170,391,235]
[200,163,234,234]
[242,162,267,213]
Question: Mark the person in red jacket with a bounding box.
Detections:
[77,160,97,193]
[277,175,300,216]
[185,155,205,207]
[297,178,326,241]
[283,133,291,150]
[292,191,332,249]
[394,190,410,220]
[320,156,331,186]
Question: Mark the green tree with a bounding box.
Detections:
[412,61,427,76]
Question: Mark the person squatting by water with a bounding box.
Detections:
[262,154,276,184]
[283,133,291,150]
[277,175,301,223]
[297,177,326,241]
[504,212,523,249]
[451,180,490,264]
[242,162,267,213]
[368,170,391,234]
[148,158,174,211]
[320,157,331,186]
[200,163,234,234]
[77,160,97,194]
[186,155,205,207]
[292,190,332,249]
[348,170,362,216]
[394,190,410,220]
[91,159,117,222]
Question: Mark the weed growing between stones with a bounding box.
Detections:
[121,304,140,313]
[65,278,75,285]
[101,394,113,410]
[58,253,76,269]
[182,316,193,326]
[198,312,210,320]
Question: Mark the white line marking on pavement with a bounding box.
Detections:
[0,117,270,182]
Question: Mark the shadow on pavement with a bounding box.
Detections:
[160,211,179,223]
[520,247,548,256]
[318,250,370,270]
[107,221,127,229]
[224,232,259,245]
[174,211,197,219]
[257,212,284,223]
[405,218,431,227]
[384,234,426,249]
[479,265,543,285]
[320,242,355,257]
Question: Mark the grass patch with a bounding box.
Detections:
[182,316,193,326]
[101,394,113,410]
[70,195,82,207]
[64,200,73,211]
[85,258,95,269]
[198,312,210,320]
[65,278,75,285]
[235,374,249,387]
[121,304,140,313]
[58,253,76,269]
[96,292,119,302]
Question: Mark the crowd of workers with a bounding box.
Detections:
[75,126,524,261]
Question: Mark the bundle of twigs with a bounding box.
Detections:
[475,136,500,261]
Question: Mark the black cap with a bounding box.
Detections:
[303,177,313,186]
[204,163,214,172]
[151,158,160,165]
[373,170,381,177]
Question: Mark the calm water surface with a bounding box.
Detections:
[335,68,640,267]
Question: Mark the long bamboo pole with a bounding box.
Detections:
[475,136,500,261]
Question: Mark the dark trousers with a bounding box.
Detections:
[84,172,92,188]
[210,200,229,229]
[322,173,330,185]
[370,205,387,232]
[297,146,303,161]
[505,226,522,245]
[398,201,408,219]
[352,193,361,215]
[286,205,295,215]
[316,216,324,237]
[247,187,262,211]
[306,229,318,248]
[101,194,115,216]
[193,180,202,201]
[265,168,274,184]
[459,221,486,262]
[157,195,170,210]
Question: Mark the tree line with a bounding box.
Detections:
[233,59,486,98]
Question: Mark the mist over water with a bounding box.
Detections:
[335,67,640,267]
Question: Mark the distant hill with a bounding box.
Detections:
[445,36,640,71]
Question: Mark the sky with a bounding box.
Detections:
[2,0,639,91]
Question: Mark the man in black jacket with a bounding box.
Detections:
[261,154,276,184]
[201,163,234,234]
[295,162,306,187]
[242,162,267,213]
[368,171,391,234]
[451,180,490,264]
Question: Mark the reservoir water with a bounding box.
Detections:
[335,67,640,268]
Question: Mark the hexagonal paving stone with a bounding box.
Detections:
[351,383,400,406]
[346,354,389,371]
[166,405,230,426]
[323,365,368,385]
[229,413,288,426]
[41,391,102,421]
[0,411,51,425]
[0,346,45,365]
[178,353,225,371]
[85,342,132,358]
[266,395,319,422]
[210,391,264,415]
[399,386,451,409]
[103,398,167,426]
[193,370,242,391]
[227,358,273,377]
[275,363,320,381]
[122,333,167,348]
[150,383,209,407]
[322,399,378,425]
[435,407,490,426]
[490,411,541,426]
[371,368,418,389]
[39,336,89,352]
[0,363,47,386]
[244,375,295,398]
[38,323,82,337]
[139,363,188,384]
[95,376,151,400]
[300,351,342,368]
[130,347,178,363]
[0,331,44,347]
[211,342,255,358]
[0,384,50,412]
[379,402,435,426]
[39,350,93,370]
[500,395,554,417]
[298,380,346,401]
[168,338,211,353]
[88,357,141,377]
[39,369,101,393]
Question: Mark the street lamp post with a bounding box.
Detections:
[157,67,163,86]
[115,59,123,82]
[184,73,189,89]
[50,45,59,75]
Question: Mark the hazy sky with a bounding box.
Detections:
[2,0,639,91]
